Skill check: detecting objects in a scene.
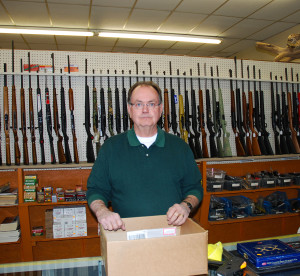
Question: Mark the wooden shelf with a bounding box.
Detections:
[193,158,300,244]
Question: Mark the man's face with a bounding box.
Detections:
[127,85,163,129]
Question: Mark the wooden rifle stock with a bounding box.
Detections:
[53,87,66,164]
[287,92,300,153]
[178,93,188,143]
[242,92,253,156]
[69,87,79,164]
[248,91,261,155]
[92,72,101,154]
[198,89,209,158]
[28,87,37,164]
[12,85,20,165]
[20,87,29,165]
[163,88,170,132]
[3,64,11,165]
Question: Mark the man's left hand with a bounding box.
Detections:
[166,203,190,226]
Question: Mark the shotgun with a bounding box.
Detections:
[60,69,72,163]
[44,69,56,164]
[36,69,45,164]
[114,71,121,134]
[163,71,170,132]
[28,53,37,164]
[291,69,300,146]
[84,59,95,163]
[122,71,129,132]
[92,70,101,154]
[170,62,179,136]
[197,63,209,158]
[11,41,20,165]
[177,69,188,143]
[68,56,79,163]
[3,63,10,165]
[51,54,66,164]
[107,71,114,137]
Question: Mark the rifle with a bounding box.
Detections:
[51,54,66,164]
[60,69,72,163]
[84,59,95,163]
[114,71,121,134]
[286,68,300,153]
[234,58,247,155]
[247,66,261,156]
[217,66,232,157]
[3,63,10,165]
[183,72,197,158]
[204,63,218,157]
[20,59,29,165]
[170,62,179,136]
[259,69,274,155]
[281,75,296,154]
[190,69,202,158]
[122,71,129,132]
[107,71,114,137]
[253,66,267,155]
[100,75,108,140]
[270,73,281,155]
[28,53,37,165]
[211,67,223,157]
[275,76,289,154]
[197,63,209,158]
[11,42,20,165]
[230,69,246,157]
[44,69,56,164]
[67,56,79,163]
[177,69,188,143]
[163,71,170,132]
[241,60,252,156]
[92,70,101,154]
[36,69,45,164]
[291,69,300,146]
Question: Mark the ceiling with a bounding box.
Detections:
[0,0,299,58]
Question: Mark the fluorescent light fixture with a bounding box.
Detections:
[0,28,94,36]
[99,31,222,44]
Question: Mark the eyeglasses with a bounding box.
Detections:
[129,102,161,110]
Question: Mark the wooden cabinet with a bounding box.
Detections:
[194,156,300,244]
[0,164,100,264]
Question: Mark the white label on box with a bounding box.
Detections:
[213,185,221,188]
[251,182,259,187]
[284,179,291,183]
[267,181,275,184]
[127,227,177,240]
[232,183,240,187]
[215,175,222,179]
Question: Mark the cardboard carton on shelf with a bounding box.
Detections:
[100,215,208,276]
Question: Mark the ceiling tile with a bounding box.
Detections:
[22,34,56,44]
[135,0,181,11]
[176,0,227,14]
[87,36,117,46]
[249,0,300,21]
[29,43,58,51]
[281,10,300,23]
[219,39,257,53]
[188,50,216,57]
[112,46,140,53]
[163,48,191,55]
[125,9,171,32]
[86,45,114,52]
[90,6,130,29]
[55,36,87,45]
[199,37,240,51]
[0,5,13,25]
[221,18,272,38]
[143,40,175,48]
[0,34,24,43]
[93,0,135,8]
[191,15,241,36]
[48,0,89,4]
[57,44,86,51]
[170,41,201,50]
[3,0,50,26]
[115,38,146,47]
[158,12,207,33]
[138,48,166,55]
[248,22,297,40]
[214,0,272,17]
[48,3,89,28]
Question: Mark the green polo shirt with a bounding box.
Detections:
[87,127,203,218]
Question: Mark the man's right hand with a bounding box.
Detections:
[90,200,126,231]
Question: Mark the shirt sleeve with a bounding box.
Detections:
[86,143,111,206]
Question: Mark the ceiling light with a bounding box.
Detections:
[0,28,94,36]
[98,31,222,44]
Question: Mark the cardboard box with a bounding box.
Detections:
[100,215,208,276]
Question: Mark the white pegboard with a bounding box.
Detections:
[0,48,300,164]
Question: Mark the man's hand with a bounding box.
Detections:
[90,200,126,231]
[166,202,190,226]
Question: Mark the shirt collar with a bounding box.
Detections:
[127,126,165,147]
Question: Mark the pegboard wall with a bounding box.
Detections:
[0,48,299,165]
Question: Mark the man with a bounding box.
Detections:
[87,81,203,231]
